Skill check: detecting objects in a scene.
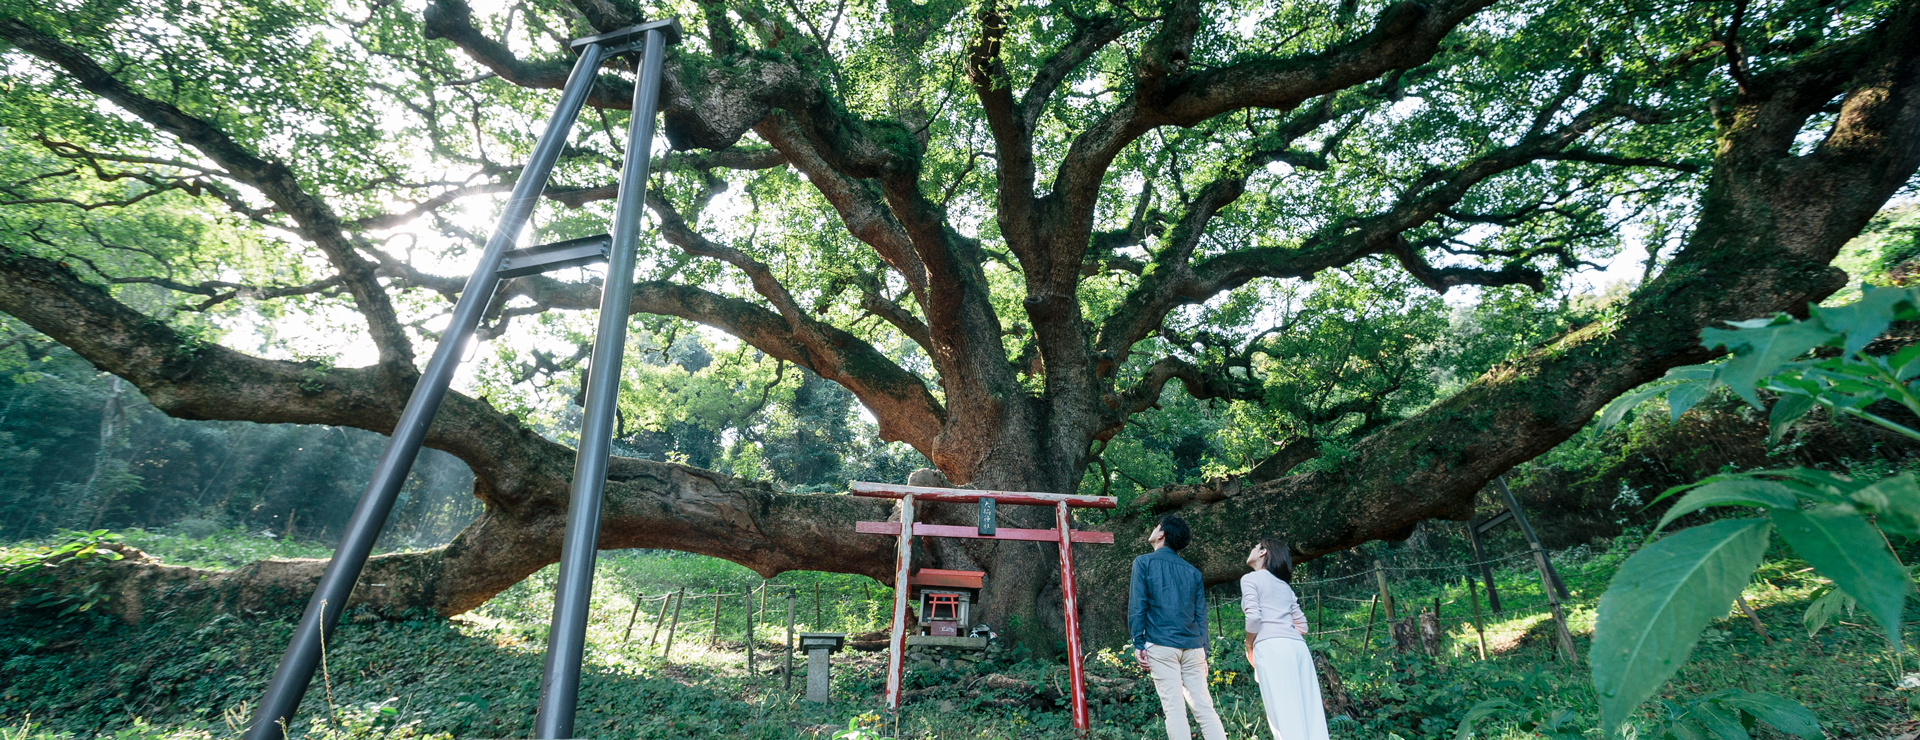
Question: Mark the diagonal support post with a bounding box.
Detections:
[245,19,681,740]
[243,39,611,740]
[535,19,679,740]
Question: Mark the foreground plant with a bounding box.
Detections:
[1590,285,1920,735]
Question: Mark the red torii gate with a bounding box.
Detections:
[850,481,1116,733]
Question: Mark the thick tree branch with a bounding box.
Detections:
[1105,356,1261,417]
[1075,0,1920,647]
[0,17,417,367]
[1095,98,1662,382]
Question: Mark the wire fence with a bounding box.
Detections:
[590,533,1634,677]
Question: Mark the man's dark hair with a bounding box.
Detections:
[1158,515,1192,551]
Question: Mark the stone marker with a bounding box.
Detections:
[798,632,846,703]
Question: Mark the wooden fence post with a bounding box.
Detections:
[661,589,686,662]
[746,592,757,678]
[1373,560,1396,621]
[1465,576,1488,660]
[814,582,822,628]
[620,592,647,645]
[712,592,722,647]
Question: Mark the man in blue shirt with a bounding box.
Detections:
[1128,515,1225,740]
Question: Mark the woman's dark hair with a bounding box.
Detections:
[1260,538,1293,583]
[1158,515,1192,551]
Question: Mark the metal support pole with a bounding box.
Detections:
[534,24,673,739]
[1465,513,1504,613]
[884,494,915,712]
[1536,544,1580,663]
[1495,476,1568,600]
[243,41,609,740]
[1056,501,1090,734]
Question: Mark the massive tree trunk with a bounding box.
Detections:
[1,0,1916,654]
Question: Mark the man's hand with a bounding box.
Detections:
[1134,648,1150,671]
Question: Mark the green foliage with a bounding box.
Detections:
[1643,689,1822,740]
[0,529,124,616]
[1591,285,1920,735]
[1591,519,1773,734]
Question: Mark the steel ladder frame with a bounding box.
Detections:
[243,18,681,740]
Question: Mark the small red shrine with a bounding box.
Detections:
[850,481,1116,734]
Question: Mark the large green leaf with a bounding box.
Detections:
[1768,504,1910,646]
[1717,691,1823,738]
[1802,586,1855,637]
[1666,382,1712,421]
[1596,384,1674,432]
[1767,392,1817,445]
[1703,319,1837,408]
[1655,479,1798,531]
[1847,473,1920,536]
[1813,285,1920,356]
[1593,518,1773,736]
[1453,698,1515,740]
[1690,701,1749,740]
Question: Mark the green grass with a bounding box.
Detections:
[2,531,1915,739]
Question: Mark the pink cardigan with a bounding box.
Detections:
[1240,569,1309,643]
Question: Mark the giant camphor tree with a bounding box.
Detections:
[0,0,1915,647]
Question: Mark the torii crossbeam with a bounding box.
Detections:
[850,481,1116,734]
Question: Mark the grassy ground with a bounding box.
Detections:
[2,528,1915,739]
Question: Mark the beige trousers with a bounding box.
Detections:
[1145,644,1226,740]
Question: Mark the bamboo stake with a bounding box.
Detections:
[1434,595,1444,659]
[785,592,796,692]
[661,589,686,662]
[620,592,647,645]
[649,591,675,646]
[1736,594,1773,645]
[1362,595,1380,651]
[1466,576,1488,660]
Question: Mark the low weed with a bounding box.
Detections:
[2,533,1914,738]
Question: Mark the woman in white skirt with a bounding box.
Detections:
[1240,538,1330,740]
